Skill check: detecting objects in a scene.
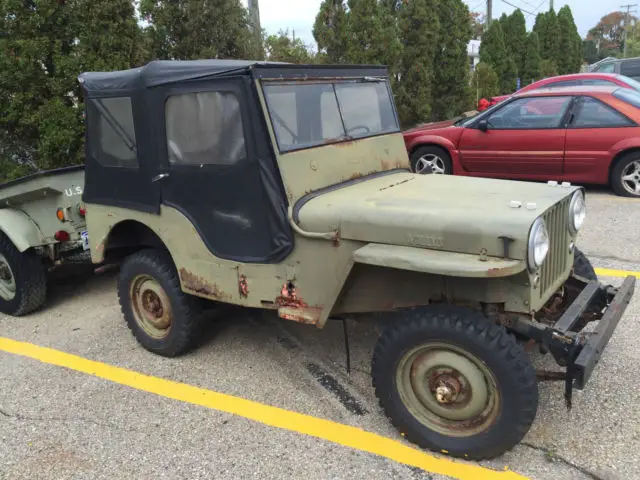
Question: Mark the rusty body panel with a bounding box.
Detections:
[85,68,580,324]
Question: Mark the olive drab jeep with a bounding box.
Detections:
[78,60,635,460]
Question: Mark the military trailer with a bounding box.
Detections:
[0,166,89,316]
[78,60,635,460]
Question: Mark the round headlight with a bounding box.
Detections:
[569,190,586,234]
[528,217,550,268]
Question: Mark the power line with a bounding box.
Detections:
[500,0,535,16]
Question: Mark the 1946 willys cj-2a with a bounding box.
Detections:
[78,60,635,460]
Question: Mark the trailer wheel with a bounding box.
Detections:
[118,249,202,357]
[372,306,538,460]
[0,234,46,316]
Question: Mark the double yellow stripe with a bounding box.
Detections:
[0,337,526,480]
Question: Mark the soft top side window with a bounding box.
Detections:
[165,91,247,167]
[88,97,138,168]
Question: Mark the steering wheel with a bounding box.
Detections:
[346,125,371,136]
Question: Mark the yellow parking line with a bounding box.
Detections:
[0,337,526,480]
[594,268,640,278]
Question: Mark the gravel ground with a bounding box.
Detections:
[0,187,638,480]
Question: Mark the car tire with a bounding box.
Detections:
[372,306,538,460]
[118,248,203,357]
[611,152,640,198]
[410,146,452,175]
[0,233,46,316]
[573,247,597,281]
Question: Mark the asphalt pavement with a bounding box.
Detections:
[1,187,639,480]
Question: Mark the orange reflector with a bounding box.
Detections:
[56,208,65,221]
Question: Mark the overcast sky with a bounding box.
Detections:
[241,0,615,48]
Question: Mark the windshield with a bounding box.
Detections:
[262,79,399,152]
[616,74,640,91]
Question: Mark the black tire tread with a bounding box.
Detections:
[372,306,538,460]
[573,247,597,281]
[0,233,46,316]
[117,249,202,357]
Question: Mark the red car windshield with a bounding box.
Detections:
[613,87,640,109]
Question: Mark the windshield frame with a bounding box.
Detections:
[260,77,401,154]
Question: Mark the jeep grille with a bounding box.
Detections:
[539,197,571,298]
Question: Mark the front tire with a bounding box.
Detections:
[372,306,538,460]
[573,247,597,281]
[0,233,46,316]
[118,249,202,357]
[611,153,640,197]
[410,146,452,175]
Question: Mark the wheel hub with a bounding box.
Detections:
[130,275,172,338]
[415,154,446,175]
[397,343,501,437]
[621,160,640,196]
[0,253,16,301]
[432,374,461,404]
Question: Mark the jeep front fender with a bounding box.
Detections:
[352,243,525,278]
[0,209,46,252]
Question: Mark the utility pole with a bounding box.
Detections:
[622,3,638,58]
[486,0,492,29]
[550,0,553,10]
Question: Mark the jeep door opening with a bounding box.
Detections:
[77,60,635,460]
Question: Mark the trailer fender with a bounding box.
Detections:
[0,209,46,252]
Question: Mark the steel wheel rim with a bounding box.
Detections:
[0,254,16,301]
[396,342,501,438]
[130,274,173,339]
[621,161,640,196]
[415,154,446,174]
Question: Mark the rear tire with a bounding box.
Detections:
[611,152,640,198]
[410,146,452,175]
[0,233,46,316]
[372,306,538,460]
[118,249,202,357]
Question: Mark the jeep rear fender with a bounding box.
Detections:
[0,209,46,252]
[352,243,526,278]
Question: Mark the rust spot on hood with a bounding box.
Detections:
[379,177,414,191]
[179,268,230,300]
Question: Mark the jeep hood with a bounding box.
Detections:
[294,172,578,260]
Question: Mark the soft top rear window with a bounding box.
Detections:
[262,79,399,153]
[613,87,640,109]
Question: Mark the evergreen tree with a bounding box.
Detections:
[396,0,439,126]
[140,0,256,60]
[540,58,558,78]
[503,10,527,77]
[431,0,473,120]
[556,6,582,74]
[538,9,560,64]
[313,0,350,63]
[471,63,500,103]
[0,0,142,178]
[345,0,401,68]
[479,21,508,91]
[522,32,542,85]
[502,56,518,93]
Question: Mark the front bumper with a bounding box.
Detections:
[547,275,635,407]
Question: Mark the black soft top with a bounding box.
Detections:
[78,59,390,96]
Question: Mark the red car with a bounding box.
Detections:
[403,85,640,197]
[478,73,640,111]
